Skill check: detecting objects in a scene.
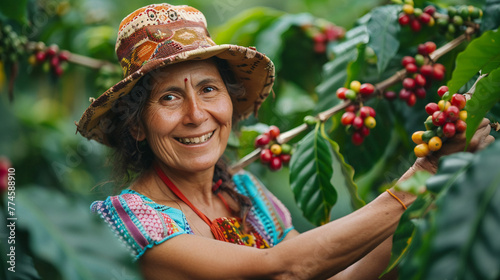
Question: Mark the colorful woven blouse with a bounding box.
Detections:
[91,171,294,260]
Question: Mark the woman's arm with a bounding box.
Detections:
[139,119,494,280]
[140,189,413,280]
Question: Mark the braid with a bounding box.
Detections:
[213,158,252,230]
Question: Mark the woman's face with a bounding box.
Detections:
[138,60,233,174]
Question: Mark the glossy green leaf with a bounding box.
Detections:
[366,5,400,74]
[400,140,500,279]
[14,186,140,280]
[321,127,365,210]
[289,123,337,225]
[480,0,500,33]
[213,7,283,47]
[256,13,315,69]
[464,68,500,147]
[0,0,28,23]
[395,170,432,194]
[447,30,500,97]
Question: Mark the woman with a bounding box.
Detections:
[77,3,494,279]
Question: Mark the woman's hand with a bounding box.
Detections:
[414,118,495,174]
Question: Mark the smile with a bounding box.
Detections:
[175,131,214,145]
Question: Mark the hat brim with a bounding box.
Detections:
[76,44,275,146]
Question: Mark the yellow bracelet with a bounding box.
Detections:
[386,189,407,210]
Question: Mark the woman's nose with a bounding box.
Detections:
[182,95,208,126]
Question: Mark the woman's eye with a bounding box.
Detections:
[161,94,176,101]
[202,86,216,93]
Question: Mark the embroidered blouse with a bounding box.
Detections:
[90,170,294,260]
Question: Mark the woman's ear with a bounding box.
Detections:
[129,123,146,141]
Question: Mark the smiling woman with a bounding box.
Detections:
[76,3,494,280]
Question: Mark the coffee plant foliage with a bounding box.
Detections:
[1,0,499,279]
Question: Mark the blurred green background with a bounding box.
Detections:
[1,0,498,279]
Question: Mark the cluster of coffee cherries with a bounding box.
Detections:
[302,20,345,54]
[340,104,377,145]
[254,126,293,171]
[336,80,377,145]
[28,43,70,77]
[398,1,437,32]
[412,86,467,157]
[436,6,483,39]
[385,41,445,106]
[0,23,28,64]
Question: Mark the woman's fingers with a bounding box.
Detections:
[467,118,495,152]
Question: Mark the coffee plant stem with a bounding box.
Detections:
[229,25,479,172]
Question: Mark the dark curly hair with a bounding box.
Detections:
[105,57,252,221]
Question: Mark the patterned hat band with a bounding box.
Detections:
[115,5,216,77]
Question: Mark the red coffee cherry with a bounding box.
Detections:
[280,154,291,164]
[255,134,271,147]
[405,63,418,73]
[359,83,375,96]
[415,74,426,87]
[437,85,449,97]
[415,87,427,99]
[443,122,456,138]
[398,13,411,25]
[268,125,280,139]
[336,87,348,99]
[269,156,283,171]
[410,19,422,32]
[451,93,466,110]
[420,65,434,77]
[351,132,364,146]
[352,116,364,130]
[384,91,397,100]
[406,93,417,106]
[445,105,460,122]
[455,119,467,132]
[432,111,446,126]
[399,88,411,100]
[260,149,273,163]
[403,77,416,89]
[425,102,440,115]
[341,112,356,125]
[360,125,370,137]
[424,41,437,54]
[402,56,416,66]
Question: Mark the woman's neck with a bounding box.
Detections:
[133,161,217,208]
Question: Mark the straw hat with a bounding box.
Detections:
[76,3,275,145]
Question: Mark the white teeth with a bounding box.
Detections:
[177,131,214,144]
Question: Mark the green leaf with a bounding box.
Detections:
[320,126,365,210]
[480,0,500,33]
[400,140,500,279]
[213,7,283,47]
[366,5,401,74]
[464,68,500,147]
[289,123,337,225]
[0,0,28,24]
[447,30,500,97]
[14,186,140,280]
[256,13,316,69]
[395,170,432,194]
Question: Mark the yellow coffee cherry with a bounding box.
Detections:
[438,100,451,111]
[350,80,361,93]
[459,110,467,121]
[427,16,435,27]
[364,116,376,129]
[428,136,442,151]
[414,143,430,158]
[270,144,282,155]
[412,131,425,144]
[403,4,414,15]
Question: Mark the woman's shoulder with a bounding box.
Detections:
[90,189,192,260]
